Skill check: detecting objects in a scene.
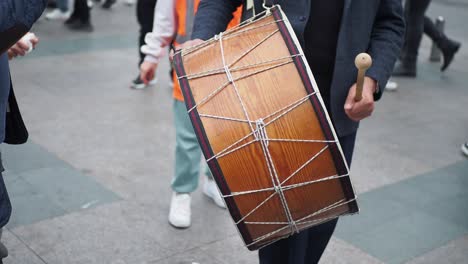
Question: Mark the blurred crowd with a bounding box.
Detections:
[0,0,466,263]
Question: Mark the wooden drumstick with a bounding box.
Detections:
[354,53,372,102]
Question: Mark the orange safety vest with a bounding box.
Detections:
[173,0,242,101]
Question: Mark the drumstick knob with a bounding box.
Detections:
[354,53,372,102]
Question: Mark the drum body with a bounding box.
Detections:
[174,6,358,251]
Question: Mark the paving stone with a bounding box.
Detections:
[18,167,120,213]
[407,235,468,264]
[321,237,384,264]
[149,248,226,264]
[2,1,468,263]
[1,229,45,264]
[11,201,171,264]
[349,211,467,264]
[2,143,66,174]
[200,235,257,264]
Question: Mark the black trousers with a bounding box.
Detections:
[258,132,357,264]
[137,0,157,66]
[401,0,431,62]
[424,16,446,45]
[71,0,90,22]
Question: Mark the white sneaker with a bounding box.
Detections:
[385,80,398,91]
[203,178,226,209]
[461,142,468,157]
[169,192,191,228]
[45,9,71,20]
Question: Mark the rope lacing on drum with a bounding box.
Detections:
[177,12,355,248]
[254,119,269,146]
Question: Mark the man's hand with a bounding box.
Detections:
[140,61,158,85]
[344,76,377,121]
[169,38,204,61]
[8,33,39,60]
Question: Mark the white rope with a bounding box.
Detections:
[245,199,355,248]
[218,31,256,134]
[178,55,301,81]
[176,8,355,247]
[222,173,349,198]
[206,93,317,162]
[254,119,269,146]
[199,114,251,123]
[257,122,298,233]
[280,145,329,185]
[187,60,294,113]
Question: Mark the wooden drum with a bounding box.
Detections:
[174,5,359,250]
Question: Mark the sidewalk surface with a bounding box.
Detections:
[2,1,468,263]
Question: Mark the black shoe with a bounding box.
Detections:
[0,241,8,260]
[64,16,78,25]
[102,0,116,9]
[66,20,94,32]
[440,39,461,72]
[392,60,416,77]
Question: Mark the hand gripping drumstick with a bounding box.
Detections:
[354,53,372,102]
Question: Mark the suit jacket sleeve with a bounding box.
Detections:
[365,0,405,100]
[0,0,47,54]
[192,0,243,41]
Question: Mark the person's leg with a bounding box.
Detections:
[423,16,461,71]
[394,0,432,77]
[258,133,357,264]
[132,0,158,89]
[57,0,69,12]
[46,0,71,20]
[202,164,226,208]
[79,0,90,23]
[0,156,11,263]
[259,232,309,264]
[302,133,356,262]
[0,229,7,262]
[66,0,93,31]
[172,99,202,194]
[403,0,432,62]
[169,99,203,228]
[137,0,156,66]
[423,16,440,42]
[102,0,117,9]
[69,0,88,22]
[65,0,79,23]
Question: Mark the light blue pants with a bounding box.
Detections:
[172,100,212,193]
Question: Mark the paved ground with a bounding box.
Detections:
[2,1,468,264]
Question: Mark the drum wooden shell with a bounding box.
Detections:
[174,6,358,251]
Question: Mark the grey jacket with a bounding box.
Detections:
[192,0,405,136]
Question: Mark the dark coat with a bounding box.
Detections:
[192,0,405,136]
[0,0,47,227]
